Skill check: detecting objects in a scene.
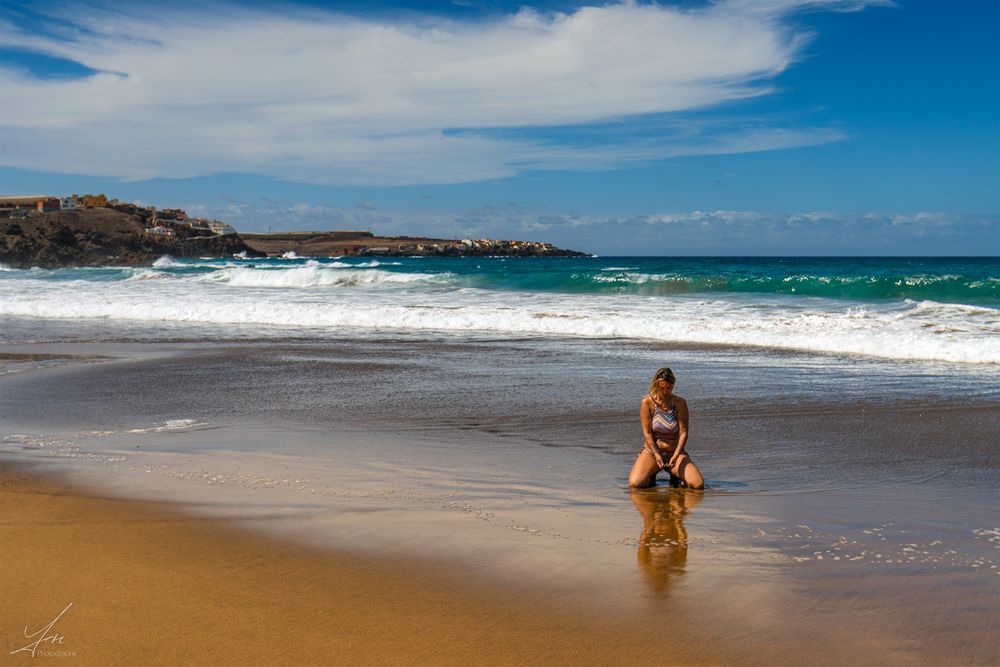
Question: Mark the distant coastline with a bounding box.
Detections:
[0,194,586,268]
[239,230,588,258]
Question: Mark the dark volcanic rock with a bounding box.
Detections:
[0,209,264,268]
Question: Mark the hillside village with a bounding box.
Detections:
[0,194,235,238]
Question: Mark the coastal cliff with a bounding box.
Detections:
[0,209,264,269]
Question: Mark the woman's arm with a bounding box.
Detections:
[640,397,665,469]
[668,397,689,469]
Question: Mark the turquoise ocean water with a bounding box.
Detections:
[1,255,997,364]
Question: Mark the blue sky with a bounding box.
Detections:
[0,0,997,255]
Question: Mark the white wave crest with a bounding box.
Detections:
[193,265,444,288]
[125,269,174,281]
[589,272,674,284]
[281,251,299,259]
[1,279,997,364]
[153,255,183,268]
[127,419,209,433]
[322,260,399,268]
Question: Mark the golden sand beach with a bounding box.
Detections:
[1,464,733,666]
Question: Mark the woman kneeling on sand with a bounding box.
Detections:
[628,367,705,489]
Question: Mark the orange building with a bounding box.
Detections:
[77,193,108,208]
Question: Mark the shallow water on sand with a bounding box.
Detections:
[1,337,998,664]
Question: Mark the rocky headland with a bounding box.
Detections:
[0,208,263,269]
[0,208,587,268]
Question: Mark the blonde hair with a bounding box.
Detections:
[649,367,676,398]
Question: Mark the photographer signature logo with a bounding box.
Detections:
[10,603,74,658]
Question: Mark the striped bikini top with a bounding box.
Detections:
[651,401,679,436]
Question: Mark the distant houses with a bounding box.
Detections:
[0,193,239,238]
[188,219,236,236]
[80,194,108,208]
[347,237,559,256]
[0,193,112,217]
[0,195,61,217]
[158,208,188,221]
[143,225,176,237]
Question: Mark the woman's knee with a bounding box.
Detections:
[628,465,656,488]
[685,467,705,490]
[676,459,704,490]
[629,473,654,488]
[628,451,657,488]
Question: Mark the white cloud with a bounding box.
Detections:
[0,1,881,184]
[716,0,893,15]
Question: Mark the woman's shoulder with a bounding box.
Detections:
[640,395,655,408]
[674,394,688,407]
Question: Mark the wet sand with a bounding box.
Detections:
[1,463,731,665]
[2,340,998,665]
[0,351,110,377]
[4,463,996,666]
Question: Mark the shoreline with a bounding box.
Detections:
[2,339,998,665]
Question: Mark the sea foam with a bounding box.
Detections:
[3,257,998,364]
[192,265,444,288]
[1,274,997,364]
[153,255,183,268]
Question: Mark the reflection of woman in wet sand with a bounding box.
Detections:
[628,367,705,489]
[631,489,702,594]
